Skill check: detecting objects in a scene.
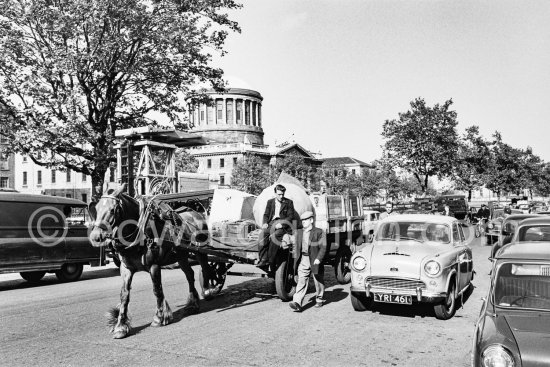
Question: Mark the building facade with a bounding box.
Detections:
[0,135,15,190]
[14,154,116,203]
[187,88,321,187]
[322,157,376,175]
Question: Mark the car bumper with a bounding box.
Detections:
[350,285,446,303]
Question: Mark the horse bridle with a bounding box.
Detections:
[92,195,124,236]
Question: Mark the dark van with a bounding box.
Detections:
[434,195,469,220]
[0,192,105,283]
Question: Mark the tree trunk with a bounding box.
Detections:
[468,189,472,202]
[91,169,107,201]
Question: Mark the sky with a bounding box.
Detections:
[209,0,550,163]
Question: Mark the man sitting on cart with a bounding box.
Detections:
[256,184,297,271]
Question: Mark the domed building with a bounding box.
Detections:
[188,88,264,145]
[186,85,322,187]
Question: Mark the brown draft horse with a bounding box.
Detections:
[89,185,217,339]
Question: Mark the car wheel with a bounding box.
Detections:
[20,271,46,283]
[434,280,457,320]
[275,257,296,302]
[335,247,352,284]
[350,292,372,311]
[55,263,83,282]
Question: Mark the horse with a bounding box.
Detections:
[89,184,217,339]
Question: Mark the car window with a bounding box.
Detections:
[494,262,550,311]
[376,221,450,244]
[518,225,550,242]
[452,224,460,244]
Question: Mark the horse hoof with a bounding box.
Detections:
[113,331,128,339]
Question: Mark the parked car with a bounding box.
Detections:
[0,192,105,283]
[491,214,541,258]
[472,242,550,366]
[510,216,550,243]
[349,214,474,320]
[486,209,506,245]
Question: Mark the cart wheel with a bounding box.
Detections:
[275,257,296,301]
[20,271,46,283]
[335,247,352,284]
[199,262,227,300]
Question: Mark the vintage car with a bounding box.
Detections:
[510,217,550,243]
[349,214,474,320]
[490,214,541,258]
[362,210,380,242]
[472,243,550,367]
[485,208,522,245]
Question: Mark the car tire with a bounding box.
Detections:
[434,280,457,320]
[350,292,372,311]
[335,247,352,285]
[20,271,46,283]
[55,263,83,282]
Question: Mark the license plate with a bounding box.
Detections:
[373,293,412,305]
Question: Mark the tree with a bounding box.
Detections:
[452,126,492,201]
[175,148,199,173]
[516,147,547,200]
[382,98,459,193]
[0,0,240,198]
[272,154,318,190]
[484,132,524,200]
[230,155,271,195]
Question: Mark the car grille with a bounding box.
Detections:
[366,277,426,290]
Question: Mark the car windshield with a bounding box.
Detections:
[517,225,550,242]
[494,262,550,311]
[376,221,450,244]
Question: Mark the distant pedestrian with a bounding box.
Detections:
[289,211,327,312]
[379,202,395,220]
[442,203,454,217]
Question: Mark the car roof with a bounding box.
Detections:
[517,216,550,227]
[0,192,86,206]
[497,242,550,261]
[379,214,456,224]
[503,214,541,222]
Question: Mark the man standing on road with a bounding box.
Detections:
[289,211,326,312]
[379,202,395,220]
[256,184,296,270]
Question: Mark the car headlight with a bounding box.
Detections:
[424,260,441,276]
[352,256,367,271]
[487,222,494,229]
[481,345,514,367]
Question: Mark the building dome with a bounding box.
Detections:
[188,88,264,145]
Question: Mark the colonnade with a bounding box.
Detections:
[190,97,262,127]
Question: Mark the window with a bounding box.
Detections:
[236,100,242,123]
[207,106,213,124]
[23,171,27,186]
[51,169,56,183]
[226,100,233,123]
[0,177,8,188]
[245,101,250,125]
[66,170,71,182]
[216,100,223,122]
[200,110,205,122]
[22,156,27,162]
[82,172,87,182]
[81,193,88,203]
[37,170,42,185]
[109,167,116,182]
[219,174,225,185]
[352,169,356,175]
[66,193,72,198]
[220,158,224,168]
[207,159,212,169]
[233,157,238,165]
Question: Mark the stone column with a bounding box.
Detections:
[258,103,262,126]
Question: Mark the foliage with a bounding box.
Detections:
[382,98,459,193]
[0,0,240,197]
[452,126,492,201]
[271,154,318,189]
[175,148,199,173]
[230,154,271,195]
[484,132,525,198]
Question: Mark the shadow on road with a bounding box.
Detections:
[0,266,120,291]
